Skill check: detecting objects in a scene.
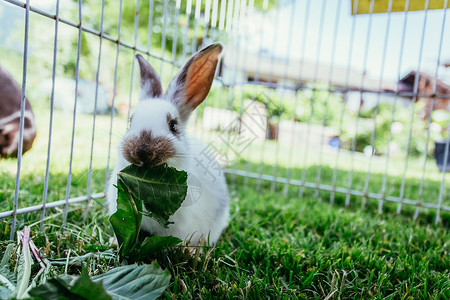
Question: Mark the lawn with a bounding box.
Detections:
[0,110,449,299]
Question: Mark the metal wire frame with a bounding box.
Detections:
[226,168,450,212]
[104,0,123,195]
[396,0,429,216]
[9,0,30,241]
[1,0,449,242]
[2,0,182,67]
[283,0,313,196]
[40,0,60,231]
[1,0,183,240]
[298,0,328,198]
[224,0,450,224]
[415,0,449,219]
[343,0,374,208]
[0,193,105,219]
[63,0,83,228]
[361,0,393,210]
[1,0,230,239]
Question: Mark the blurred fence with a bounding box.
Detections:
[0,0,449,240]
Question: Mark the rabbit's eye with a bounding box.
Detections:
[169,119,178,134]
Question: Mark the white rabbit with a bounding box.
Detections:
[107,43,229,246]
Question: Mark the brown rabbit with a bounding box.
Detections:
[0,66,36,158]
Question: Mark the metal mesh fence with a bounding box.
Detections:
[0,0,449,240]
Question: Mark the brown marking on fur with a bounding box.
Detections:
[122,130,175,166]
[136,54,163,98]
[166,113,172,124]
[166,113,180,137]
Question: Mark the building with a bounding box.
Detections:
[398,71,450,120]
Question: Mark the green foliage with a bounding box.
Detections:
[0,155,449,299]
[109,181,142,257]
[157,173,450,299]
[339,101,433,156]
[29,269,111,300]
[80,0,260,62]
[29,264,171,300]
[432,109,450,139]
[293,87,343,126]
[140,235,183,257]
[109,164,186,260]
[340,103,393,154]
[0,100,449,299]
[83,0,186,56]
[0,245,15,300]
[208,85,437,156]
[432,109,450,127]
[118,164,188,228]
[92,264,171,300]
[208,84,343,125]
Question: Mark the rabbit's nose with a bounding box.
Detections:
[122,130,175,167]
[136,147,155,165]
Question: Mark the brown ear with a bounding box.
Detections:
[136,54,163,98]
[169,44,222,113]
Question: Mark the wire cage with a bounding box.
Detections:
[0,0,449,241]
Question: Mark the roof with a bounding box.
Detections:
[399,71,450,94]
[222,47,397,91]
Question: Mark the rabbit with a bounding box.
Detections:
[107,43,229,246]
[0,66,36,158]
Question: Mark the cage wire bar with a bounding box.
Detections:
[345,0,372,208]
[300,0,328,199]
[63,0,82,227]
[1,0,450,240]
[221,0,450,222]
[362,0,392,210]
[284,0,311,196]
[40,0,59,231]
[8,0,30,241]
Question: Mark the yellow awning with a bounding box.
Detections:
[351,0,448,14]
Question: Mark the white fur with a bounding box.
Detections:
[106,99,229,246]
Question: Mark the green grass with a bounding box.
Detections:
[1,180,449,299]
[0,109,449,299]
[162,182,450,299]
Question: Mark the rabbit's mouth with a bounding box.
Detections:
[122,130,175,167]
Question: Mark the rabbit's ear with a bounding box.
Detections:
[136,54,163,99]
[166,43,222,121]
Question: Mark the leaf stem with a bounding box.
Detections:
[17,226,32,299]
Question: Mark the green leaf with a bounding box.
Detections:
[109,180,142,257]
[29,269,111,300]
[14,232,32,299]
[118,164,188,228]
[28,277,73,299]
[70,269,111,300]
[0,286,13,300]
[0,244,16,284]
[29,264,170,300]
[140,235,182,257]
[91,263,171,300]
